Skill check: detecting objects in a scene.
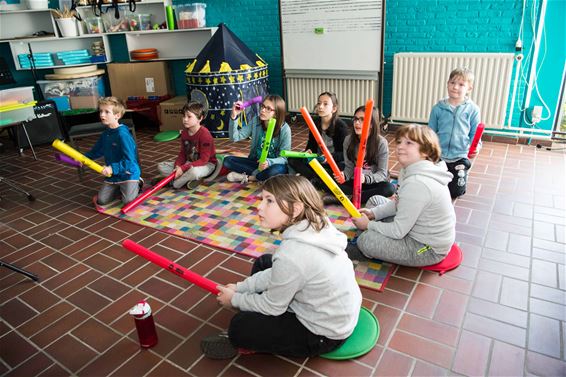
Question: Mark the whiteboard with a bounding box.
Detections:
[280,0,382,73]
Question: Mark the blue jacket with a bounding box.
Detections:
[229,116,292,167]
[428,98,481,161]
[85,124,141,183]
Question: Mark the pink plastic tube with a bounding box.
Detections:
[236,96,263,110]
[54,152,81,167]
[123,240,220,295]
[121,172,175,214]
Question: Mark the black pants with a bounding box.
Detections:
[228,254,346,357]
[445,158,471,198]
[288,158,345,183]
[338,180,396,204]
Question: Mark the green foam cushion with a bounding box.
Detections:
[154,130,180,142]
[320,307,379,360]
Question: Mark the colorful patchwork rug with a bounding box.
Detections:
[95,181,394,291]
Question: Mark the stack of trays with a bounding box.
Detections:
[18,53,54,69]
[55,49,92,65]
[130,48,159,60]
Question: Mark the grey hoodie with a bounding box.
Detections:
[231,219,362,340]
[369,160,456,255]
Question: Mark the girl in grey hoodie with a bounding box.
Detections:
[351,124,456,267]
[201,175,362,359]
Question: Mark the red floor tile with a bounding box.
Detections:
[389,330,454,368]
[374,349,414,376]
[452,330,491,376]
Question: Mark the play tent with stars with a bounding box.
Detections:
[185,23,269,138]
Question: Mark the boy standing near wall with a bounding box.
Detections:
[428,67,481,199]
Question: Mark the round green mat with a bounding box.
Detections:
[154,130,181,142]
[320,307,380,360]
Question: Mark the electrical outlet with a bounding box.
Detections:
[532,106,542,123]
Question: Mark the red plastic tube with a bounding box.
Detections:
[122,239,220,295]
[300,107,344,183]
[121,172,175,214]
[353,167,362,209]
[468,122,485,158]
[352,100,374,208]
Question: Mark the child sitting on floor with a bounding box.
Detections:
[288,91,348,178]
[348,124,456,267]
[201,175,362,359]
[428,67,481,198]
[324,105,395,204]
[223,95,291,183]
[155,101,217,190]
[85,96,142,205]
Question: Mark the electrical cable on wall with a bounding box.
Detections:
[516,0,551,128]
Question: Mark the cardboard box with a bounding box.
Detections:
[70,95,99,109]
[107,62,173,100]
[158,96,188,131]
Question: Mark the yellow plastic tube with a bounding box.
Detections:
[52,139,107,176]
[309,159,361,218]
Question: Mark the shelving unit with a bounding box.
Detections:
[9,34,113,70]
[1,1,216,70]
[76,0,167,30]
[0,9,57,41]
[125,28,216,61]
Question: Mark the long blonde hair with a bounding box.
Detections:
[261,175,327,232]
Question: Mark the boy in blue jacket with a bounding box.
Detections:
[85,97,142,205]
[428,67,481,198]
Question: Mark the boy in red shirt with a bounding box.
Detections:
[156,101,217,189]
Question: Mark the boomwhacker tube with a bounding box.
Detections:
[236,96,263,110]
[121,172,175,214]
[54,152,82,167]
[122,239,220,295]
[309,159,361,218]
[258,118,276,164]
[280,150,318,158]
[300,107,345,183]
[468,122,485,158]
[52,139,106,175]
[352,99,374,208]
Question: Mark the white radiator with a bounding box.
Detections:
[285,77,378,115]
[391,53,515,129]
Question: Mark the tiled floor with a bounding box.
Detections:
[1,122,565,377]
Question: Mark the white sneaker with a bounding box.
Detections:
[227,172,248,184]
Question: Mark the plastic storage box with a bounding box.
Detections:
[177,3,206,29]
[0,86,35,107]
[86,17,105,33]
[37,77,105,110]
[129,13,152,31]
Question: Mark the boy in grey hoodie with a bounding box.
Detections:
[428,67,481,198]
[201,175,362,359]
[350,124,456,267]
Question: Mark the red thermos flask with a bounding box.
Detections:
[129,300,158,348]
